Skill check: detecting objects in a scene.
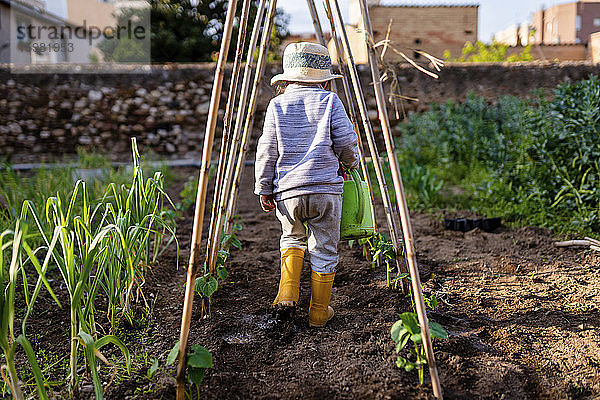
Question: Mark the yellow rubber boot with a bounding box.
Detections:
[309,271,335,327]
[272,247,304,307]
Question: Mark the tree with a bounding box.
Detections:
[99,0,289,63]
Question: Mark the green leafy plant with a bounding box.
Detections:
[185,344,213,385]
[8,139,177,396]
[166,341,213,392]
[194,220,240,316]
[398,76,600,234]
[176,176,199,212]
[391,312,448,384]
[444,40,533,62]
[101,139,178,326]
[146,358,159,380]
[0,140,177,398]
[75,331,130,400]
[359,232,406,289]
[194,248,231,317]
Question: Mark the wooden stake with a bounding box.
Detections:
[305,0,337,93]
[224,0,278,234]
[357,0,442,396]
[205,0,253,272]
[323,0,376,230]
[330,0,408,291]
[206,0,269,272]
[175,0,239,396]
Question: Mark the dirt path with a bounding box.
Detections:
[102,167,600,399]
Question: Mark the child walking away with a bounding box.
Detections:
[254,42,359,327]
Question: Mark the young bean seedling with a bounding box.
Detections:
[194,219,241,317]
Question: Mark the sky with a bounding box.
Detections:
[277,0,573,42]
[46,0,573,42]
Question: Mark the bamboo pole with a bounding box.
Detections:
[306,0,326,47]
[224,0,278,234]
[330,0,408,290]
[206,0,269,272]
[206,0,253,271]
[305,0,336,93]
[356,0,442,396]
[175,0,239,396]
[323,0,376,230]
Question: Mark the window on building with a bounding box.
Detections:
[576,15,582,31]
[594,17,600,26]
[465,30,473,35]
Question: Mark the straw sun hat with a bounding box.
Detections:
[270,42,342,85]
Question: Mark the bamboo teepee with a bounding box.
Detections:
[175,0,443,398]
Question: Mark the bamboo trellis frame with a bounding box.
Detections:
[174,0,238,395]
[205,0,269,273]
[329,0,408,290]
[322,0,376,229]
[176,0,443,397]
[357,0,442,395]
[223,0,279,234]
[205,0,253,274]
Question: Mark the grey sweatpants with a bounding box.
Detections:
[275,193,342,274]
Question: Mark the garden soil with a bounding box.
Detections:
[26,168,600,400]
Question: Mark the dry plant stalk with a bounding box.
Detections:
[555,237,600,252]
[360,18,444,119]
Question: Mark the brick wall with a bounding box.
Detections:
[367,5,478,60]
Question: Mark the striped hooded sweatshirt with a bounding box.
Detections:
[254,83,359,201]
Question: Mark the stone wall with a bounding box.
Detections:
[1,61,599,163]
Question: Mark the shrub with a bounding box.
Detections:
[444,40,534,62]
[397,75,600,233]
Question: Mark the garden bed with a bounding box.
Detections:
[20,166,598,399]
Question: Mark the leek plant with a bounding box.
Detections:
[1,139,176,398]
[100,140,177,326]
[21,139,175,397]
[35,179,123,390]
[0,212,60,399]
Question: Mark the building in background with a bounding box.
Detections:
[1,0,150,65]
[531,0,600,45]
[332,1,478,63]
[0,0,76,64]
[64,0,147,28]
[65,0,115,31]
[493,23,531,46]
[0,0,10,62]
[493,0,600,61]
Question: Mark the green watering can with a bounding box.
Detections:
[340,169,375,240]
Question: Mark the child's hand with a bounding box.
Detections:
[260,194,276,212]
